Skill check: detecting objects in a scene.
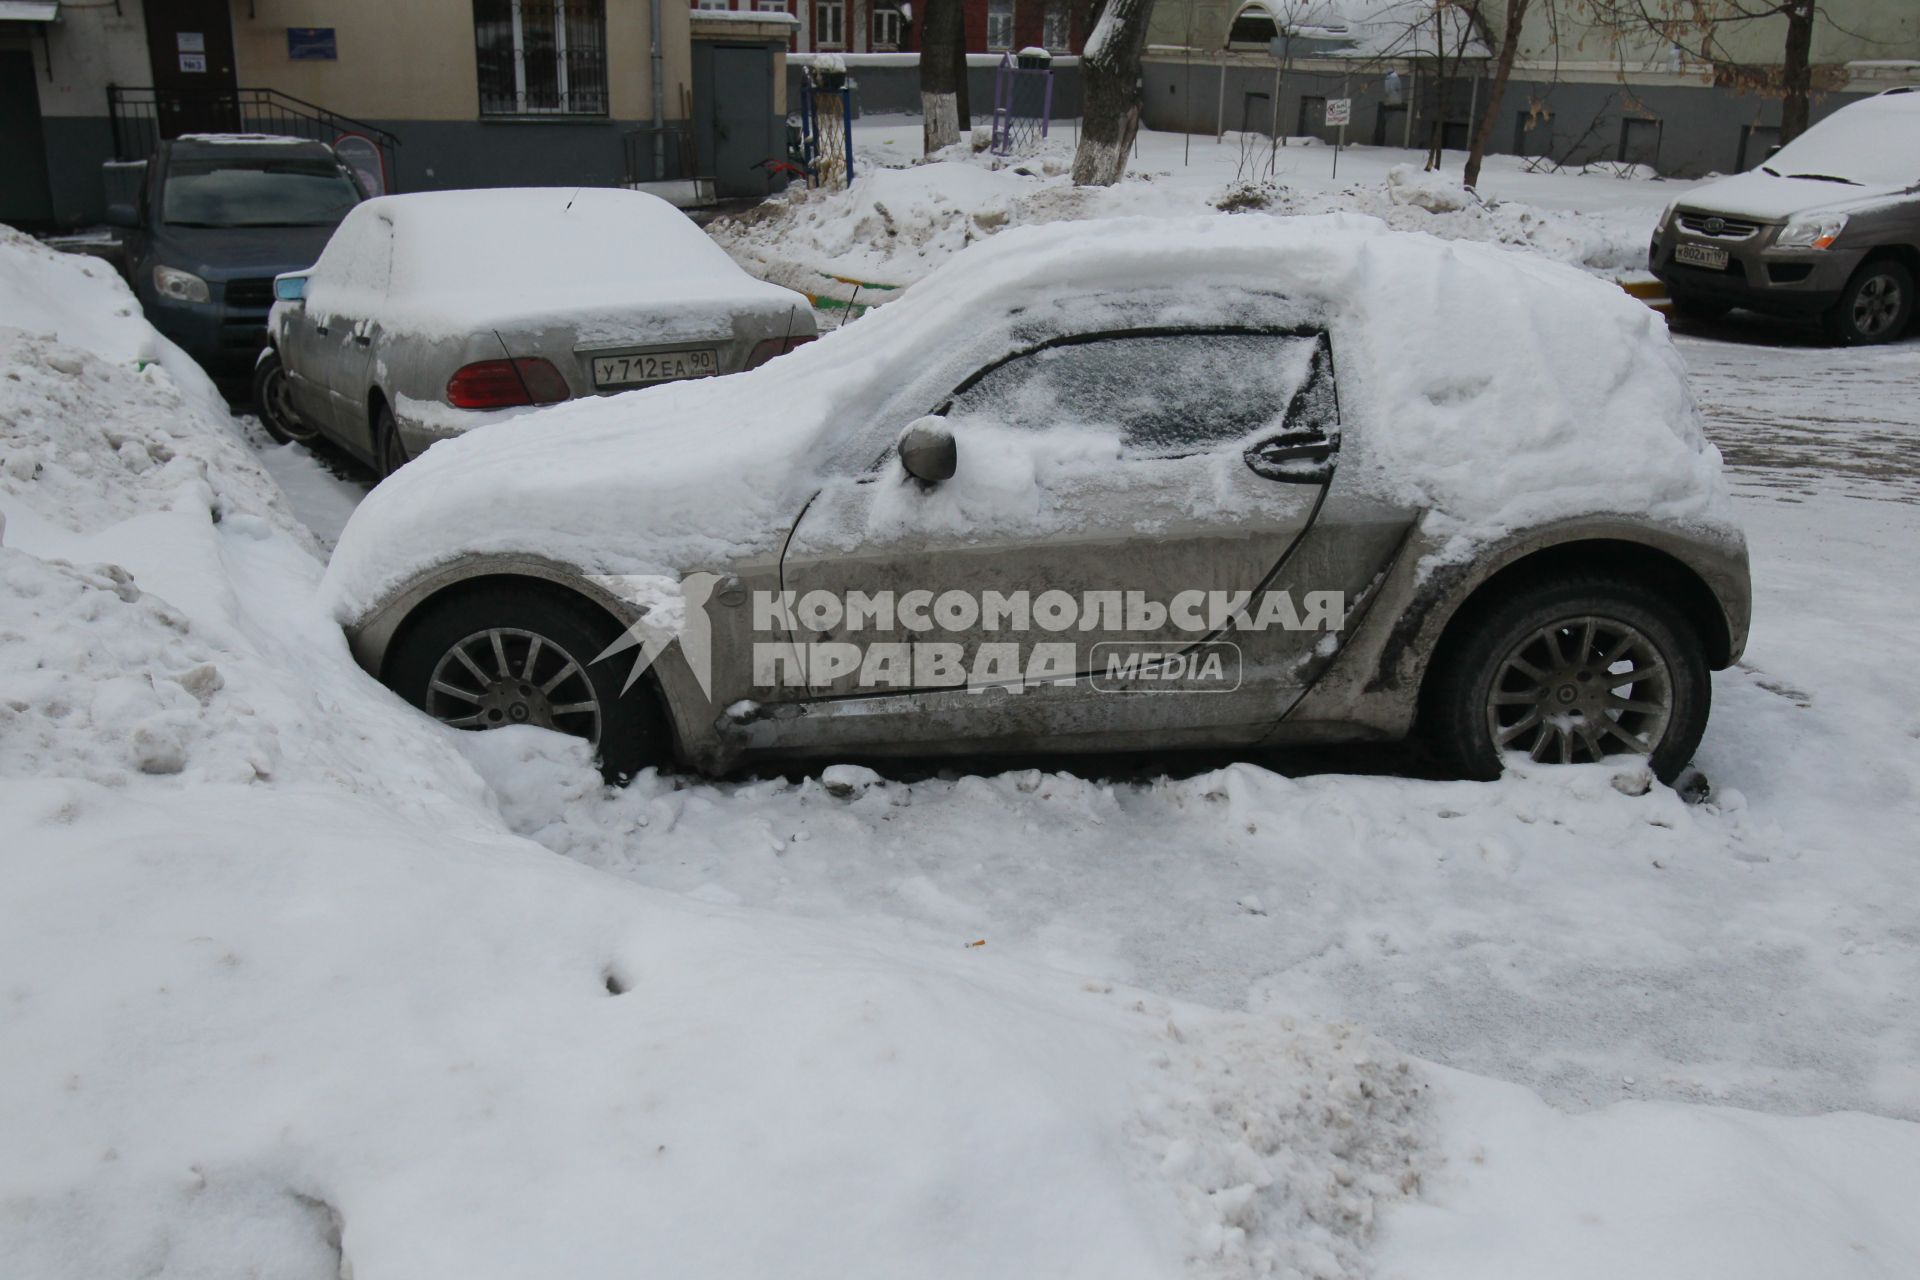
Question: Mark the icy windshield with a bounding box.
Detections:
[162,157,362,229]
[1760,106,1920,188]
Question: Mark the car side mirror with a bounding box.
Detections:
[273,274,309,303]
[105,201,141,229]
[898,416,957,484]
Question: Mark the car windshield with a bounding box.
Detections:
[162,156,361,228]
[1759,106,1920,188]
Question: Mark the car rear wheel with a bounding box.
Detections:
[1822,259,1914,346]
[1425,576,1710,784]
[383,583,674,783]
[375,400,409,478]
[252,349,320,445]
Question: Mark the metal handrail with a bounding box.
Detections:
[106,86,402,190]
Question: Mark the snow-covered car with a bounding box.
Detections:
[1651,86,1920,344]
[255,187,816,474]
[322,216,1751,784]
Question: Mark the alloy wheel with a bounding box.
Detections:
[424,627,603,746]
[1483,615,1673,766]
[1852,274,1904,339]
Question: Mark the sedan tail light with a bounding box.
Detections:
[446,358,571,409]
[743,333,817,371]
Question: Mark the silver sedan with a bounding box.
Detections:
[255,187,815,474]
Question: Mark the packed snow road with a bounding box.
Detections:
[251,317,1920,1124]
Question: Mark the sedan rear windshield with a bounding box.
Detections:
[162,157,361,228]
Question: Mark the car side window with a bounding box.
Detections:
[943,331,1331,459]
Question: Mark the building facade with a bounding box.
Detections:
[1139,0,1920,177]
[699,0,1087,57]
[1,0,793,228]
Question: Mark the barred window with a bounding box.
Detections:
[986,0,1014,51]
[473,0,609,117]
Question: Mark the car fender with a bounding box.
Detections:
[1274,513,1751,743]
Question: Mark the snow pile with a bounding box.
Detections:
[2,227,1438,1279]
[1384,162,1475,213]
[0,225,217,398]
[324,213,1731,623]
[709,130,1666,296]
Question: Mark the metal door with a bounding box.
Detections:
[0,51,54,226]
[142,0,240,138]
[711,45,775,197]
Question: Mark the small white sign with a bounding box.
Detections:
[1325,98,1352,127]
[176,31,206,53]
[179,53,208,73]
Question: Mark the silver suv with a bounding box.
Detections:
[1651,87,1920,344]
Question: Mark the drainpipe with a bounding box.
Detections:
[651,0,667,179]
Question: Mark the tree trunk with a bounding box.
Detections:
[1464,0,1531,189]
[1779,0,1814,144]
[1072,0,1155,186]
[954,29,973,131]
[921,0,964,154]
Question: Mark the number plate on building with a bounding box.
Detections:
[592,348,718,387]
[1674,243,1730,270]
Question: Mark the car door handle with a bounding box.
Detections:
[1245,432,1337,484]
[315,324,329,336]
[354,333,371,347]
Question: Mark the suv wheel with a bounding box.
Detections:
[251,349,320,445]
[384,583,674,783]
[1823,259,1914,346]
[1426,575,1710,784]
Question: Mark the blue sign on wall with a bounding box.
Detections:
[287,28,338,60]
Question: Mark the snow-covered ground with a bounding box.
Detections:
[5,131,1920,1280]
[713,116,1683,305]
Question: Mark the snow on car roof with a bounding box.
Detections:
[328,186,796,333]
[175,133,325,146]
[323,214,1734,623]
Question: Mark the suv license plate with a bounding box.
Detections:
[592,348,718,388]
[1674,243,1730,270]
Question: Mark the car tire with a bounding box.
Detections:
[383,582,675,784]
[1424,574,1710,785]
[375,399,409,478]
[1668,293,1731,323]
[1822,258,1914,346]
[252,348,320,445]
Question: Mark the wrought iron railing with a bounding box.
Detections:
[106,87,401,192]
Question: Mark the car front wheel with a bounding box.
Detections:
[383,583,675,783]
[1823,259,1914,346]
[252,349,320,445]
[1425,575,1710,784]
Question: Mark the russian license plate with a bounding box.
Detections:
[592,348,718,388]
[1674,243,1730,270]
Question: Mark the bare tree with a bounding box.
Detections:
[1462,0,1562,187]
[1581,0,1823,143]
[921,0,965,153]
[1073,0,1157,185]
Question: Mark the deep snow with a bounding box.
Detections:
[5,154,1920,1280]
